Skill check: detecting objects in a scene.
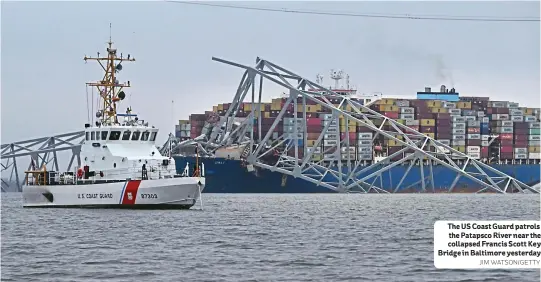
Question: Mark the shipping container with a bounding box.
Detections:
[420,119,436,126]
[529,153,541,159]
[452,128,466,135]
[452,123,466,129]
[492,114,509,121]
[399,113,415,120]
[467,120,481,127]
[529,128,541,135]
[525,116,537,122]
[357,132,373,140]
[449,109,462,115]
[528,146,541,153]
[467,152,481,159]
[529,122,541,128]
[452,116,466,123]
[500,146,514,153]
[405,119,420,126]
[467,134,481,139]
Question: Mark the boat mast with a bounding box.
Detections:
[84,24,135,126]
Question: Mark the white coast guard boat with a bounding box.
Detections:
[22,35,205,209]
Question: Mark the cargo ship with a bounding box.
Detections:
[172,71,541,193]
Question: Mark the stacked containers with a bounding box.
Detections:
[450,115,466,157]
[306,116,322,161]
[480,116,490,158]
[176,120,191,140]
[321,113,339,161]
[510,107,528,160]
[339,114,357,160]
[189,113,206,139]
[528,121,541,159]
[488,101,513,159]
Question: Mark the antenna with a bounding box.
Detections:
[84,27,136,126]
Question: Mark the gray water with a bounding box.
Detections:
[1,193,540,282]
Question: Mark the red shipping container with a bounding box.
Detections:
[307,125,322,133]
[500,153,514,159]
[500,146,514,153]
[406,126,419,134]
[515,128,528,134]
[514,134,528,141]
[357,126,372,132]
[437,132,452,139]
[467,139,482,146]
[306,118,322,126]
[500,133,513,140]
[340,132,356,141]
[467,127,481,133]
[420,126,435,133]
[383,112,399,119]
[514,122,528,129]
[307,133,320,140]
[434,113,451,119]
[500,139,514,146]
[514,140,528,147]
[437,119,452,126]
[481,146,489,155]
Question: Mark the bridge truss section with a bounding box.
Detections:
[202,57,538,194]
[1,131,84,192]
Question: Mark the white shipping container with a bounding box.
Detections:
[514,147,528,154]
[467,134,481,139]
[467,120,481,127]
[272,132,279,140]
[481,141,489,147]
[358,154,373,160]
[323,154,339,160]
[495,127,514,133]
[463,110,477,116]
[529,141,541,146]
[322,120,338,127]
[452,135,465,140]
[508,102,519,108]
[358,147,372,154]
[481,135,489,141]
[357,133,373,140]
[514,153,528,159]
[452,128,466,134]
[340,146,356,153]
[321,114,334,120]
[467,152,481,159]
[511,116,524,122]
[326,127,338,134]
[399,114,415,120]
[449,109,462,115]
[451,140,466,146]
[529,153,541,159]
[528,135,541,141]
[510,109,524,116]
[323,140,338,146]
[283,118,305,125]
[358,140,372,146]
[489,101,508,108]
[452,116,465,122]
[464,116,477,122]
[437,139,451,145]
[405,119,419,126]
[396,100,410,107]
[467,146,480,153]
[175,125,181,131]
[324,133,338,139]
[341,153,356,159]
[179,131,190,137]
[492,114,509,121]
[307,147,322,154]
[399,107,415,114]
[497,121,514,127]
[477,111,485,117]
[436,146,450,154]
[529,122,541,128]
[525,116,537,122]
[482,117,490,123]
[452,123,466,129]
[444,102,457,109]
[285,133,303,139]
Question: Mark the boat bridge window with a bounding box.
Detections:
[109,131,121,140]
[86,132,90,141]
[122,130,132,141]
[101,131,108,140]
[96,131,101,140]
[131,131,141,141]
[150,132,157,141]
[366,99,371,103]
[91,132,95,140]
[141,131,150,141]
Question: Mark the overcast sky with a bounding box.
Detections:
[2,1,540,147]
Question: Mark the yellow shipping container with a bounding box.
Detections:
[420,119,436,126]
[315,104,322,111]
[312,154,322,161]
[388,139,402,147]
[271,104,281,111]
[395,119,405,125]
[339,125,356,132]
[457,101,472,109]
[528,146,541,153]
[525,108,534,115]
[263,112,270,118]
[305,140,316,146]
[179,120,189,125]
[425,133,435,139]
[378,105,399,112]
[218,104,224,111]
[379,98,395,105]
[452,146,466,153]
[425,100,442,107]
[213,106,218,112]
[430,107,448,113]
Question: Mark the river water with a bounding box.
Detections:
[2,193,540,281]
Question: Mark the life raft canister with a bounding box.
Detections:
[77,168,84,178]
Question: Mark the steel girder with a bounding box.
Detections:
[1,131,84,192]
[202,57,538,194]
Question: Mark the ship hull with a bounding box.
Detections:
[22,177,205,208]
[175,156,540,193]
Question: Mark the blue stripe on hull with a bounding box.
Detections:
[175,157,540,193]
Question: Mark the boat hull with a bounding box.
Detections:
[175,156,540,193]
[22,177,205,208]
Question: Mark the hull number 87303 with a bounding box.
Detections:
[141,193,158,199]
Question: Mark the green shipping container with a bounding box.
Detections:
[529,128,541,135]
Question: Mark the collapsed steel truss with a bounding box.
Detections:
[1,132,84,192]
[195,57,539,194]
